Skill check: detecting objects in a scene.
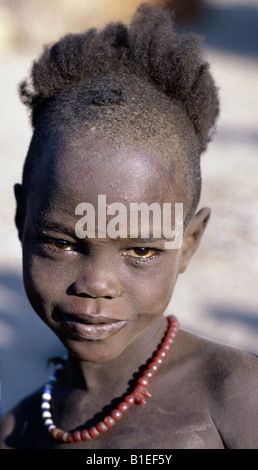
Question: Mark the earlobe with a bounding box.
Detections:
[179,207,211,273]
[14,183,26,241]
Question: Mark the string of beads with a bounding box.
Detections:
[41,315,179,443]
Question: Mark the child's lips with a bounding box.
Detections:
[58,312,128,340]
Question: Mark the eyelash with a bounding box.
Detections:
[122,248,160,264]
[38,237,76,254]
[37,237,162,263]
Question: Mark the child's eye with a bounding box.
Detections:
[124,247,158,259]
[40,237,76,252]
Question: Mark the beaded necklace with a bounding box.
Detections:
[41,315,179,443]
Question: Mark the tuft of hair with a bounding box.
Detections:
[19,3,219,153]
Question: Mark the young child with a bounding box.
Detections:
[1,3,258,449]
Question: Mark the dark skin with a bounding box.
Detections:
[1,131,258,449]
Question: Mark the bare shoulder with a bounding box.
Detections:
[0,390,42,449]
[177,330,258,449]
[207,340,258,449]
[0,411,16,449]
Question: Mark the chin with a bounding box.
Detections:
[60,336,130,363]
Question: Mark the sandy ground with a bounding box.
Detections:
[0,0,258,415]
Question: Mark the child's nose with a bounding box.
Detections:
[72,270,122,299]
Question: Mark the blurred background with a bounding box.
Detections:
[0,0,258,415]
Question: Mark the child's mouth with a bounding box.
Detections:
[58,313,127,340]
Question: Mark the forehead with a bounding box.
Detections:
[30,130,186,210]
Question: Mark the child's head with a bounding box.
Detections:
[15,4,219,361]
[19,4,218,223]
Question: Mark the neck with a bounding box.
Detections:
[42,315,179,443]
[63,315,168,398]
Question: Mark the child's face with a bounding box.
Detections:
[15,131,206,362]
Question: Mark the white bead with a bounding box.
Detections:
[44,418,54,425]
[42,392,51,400]
[42,411,52,418]
[47,424,55,431]
[41,402,50,409]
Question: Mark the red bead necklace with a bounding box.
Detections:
[41,315,179,443]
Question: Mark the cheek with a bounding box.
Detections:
[126,263,177,315]
[22,252,68,316]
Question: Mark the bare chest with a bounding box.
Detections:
[41,399,224,450]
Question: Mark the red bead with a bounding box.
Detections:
[80,429,92,441]
[158,348,169,357]
[103,415,116,428]
[132,385,151,405]
[49,426,56,434]
[168,330,177,337]
[72,430,82,442]
[117,402,129,414]
[50,427,64,441]
[67,433,74,443]
[137,377,149,387]
[156,349,167,358]
[164,337,174,344]
[136,396,147,405]
[124,395,135,406]
[142,387,151,398]
[152,356,163,365]
[58,431,66,441]
[110,409,123,421]
[169,327,177,333]
[88,426,100,438]
[50,428,63,440]
[147,362,159,372]
[142,369,154,379]
[96,421,108,433]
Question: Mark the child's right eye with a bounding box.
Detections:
[48,239,75,251]
[39,237,76,253]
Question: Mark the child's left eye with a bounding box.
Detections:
[124,247,158,259]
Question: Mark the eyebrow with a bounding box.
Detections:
[131,237,168,242]
[33,217,170,244]
[117,236,169,247]
[33,218,76,236]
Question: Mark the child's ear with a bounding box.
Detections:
[14,183,26,241]
[179,207,211,274]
